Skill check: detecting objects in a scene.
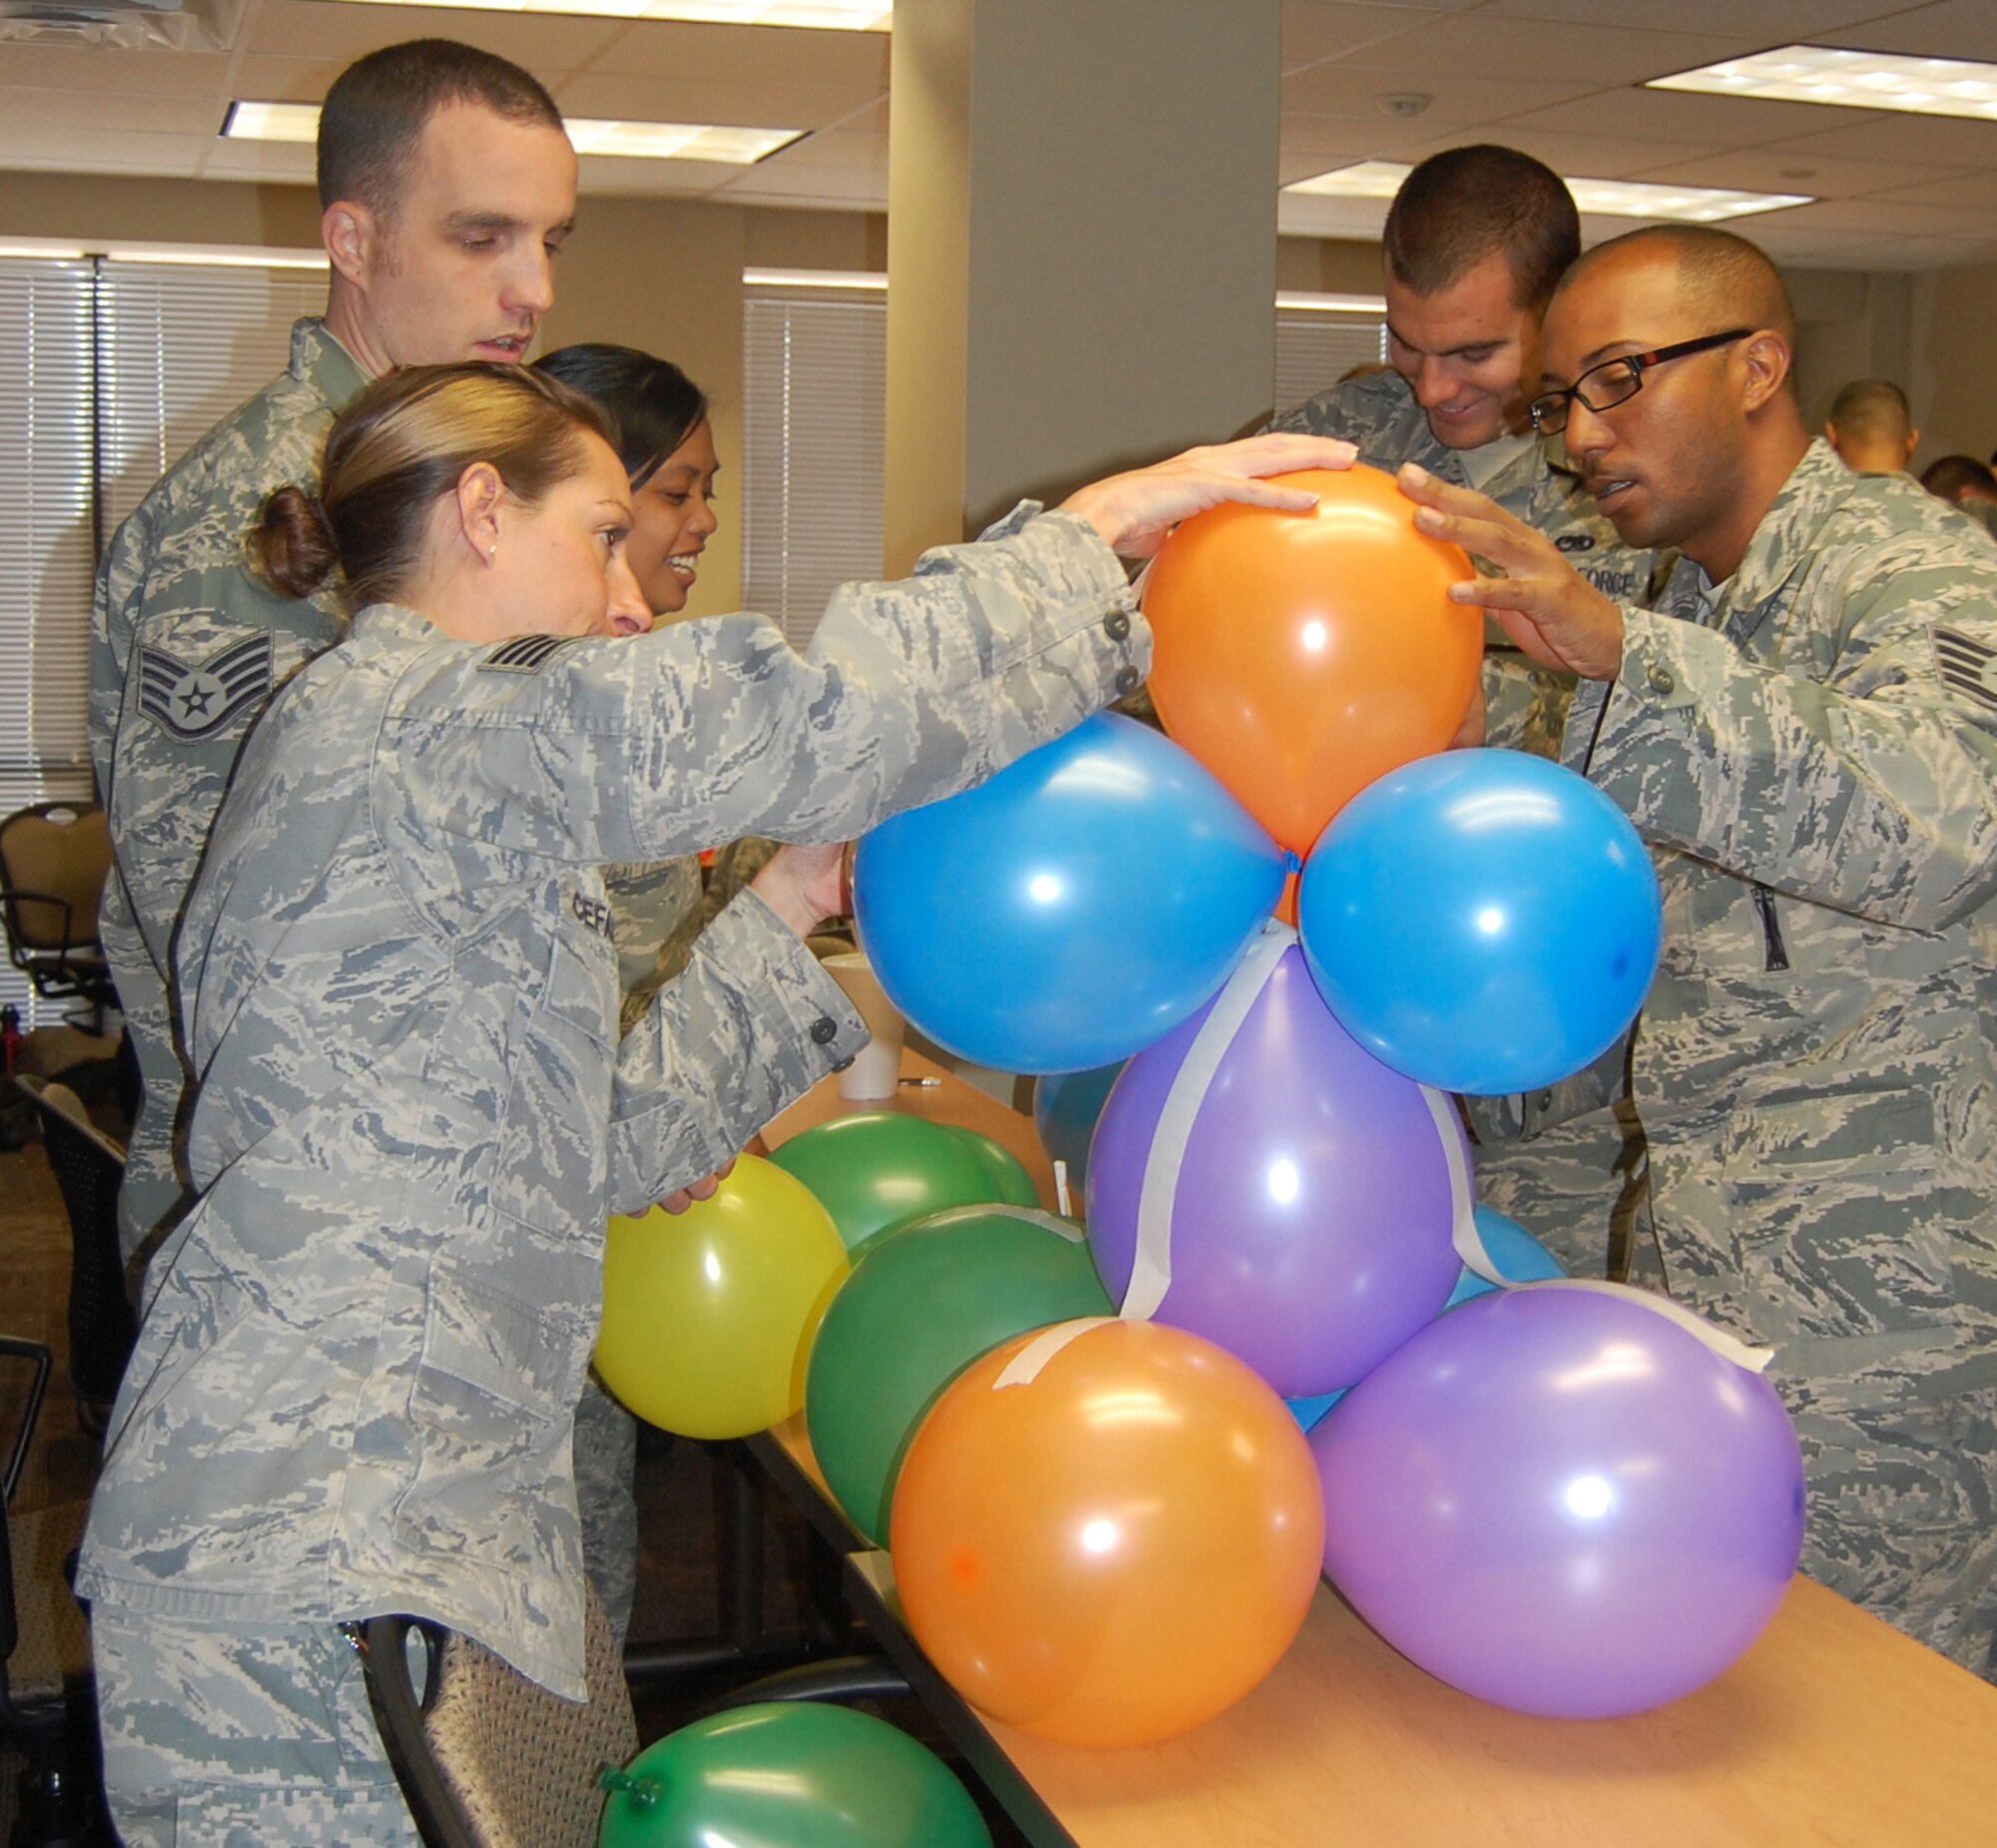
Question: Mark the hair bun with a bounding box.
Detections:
[249,483,340,599]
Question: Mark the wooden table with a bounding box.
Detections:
[754,1055,1997,1847]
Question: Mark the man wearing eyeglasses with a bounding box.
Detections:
[1270,143,1660,1284]
[1404,223,1997,1681]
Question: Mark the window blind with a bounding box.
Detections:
[1273,308,1389,421]
[741,286,887,650]
[0,257,322,1024]
[95,261,326,535]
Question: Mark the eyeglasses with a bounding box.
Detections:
[1528,328,1753,436]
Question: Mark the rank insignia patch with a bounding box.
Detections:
[1929,625,1997,712]
[137,633,276,742]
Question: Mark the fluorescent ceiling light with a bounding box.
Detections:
[1276,292,1389,313]
[314,0,889,25]
[224,100,805,163]
[0,235,328,268]
[743,267,887,289]
[1651,44,1997,121]
[1285,160,1808,223]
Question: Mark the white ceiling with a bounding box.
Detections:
[3,0,1997,269]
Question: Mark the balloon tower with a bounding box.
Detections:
[604,465,1804,1757]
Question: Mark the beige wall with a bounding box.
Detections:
[1910,264,1997,475]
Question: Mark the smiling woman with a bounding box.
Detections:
[537,342,719,618]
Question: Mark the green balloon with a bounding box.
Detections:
[940,1123,1041,1207]
[598,1701,992,1848]
[770,1113,1013,1251]
[805,1204,1113,1544]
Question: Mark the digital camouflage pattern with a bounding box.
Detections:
[78,508,1146,1702]
[1553,439,1997,1675]
[90,319,369,1266]
[1269,366,1660,1275]
[93,1608,421,1847]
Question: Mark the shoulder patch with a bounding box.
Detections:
[479,634,578,676]
[1554,532,1597,554]
[1928,625,1997,712]
[137,633,275,743]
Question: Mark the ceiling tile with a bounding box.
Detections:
[1760,113,1997,169]
[579,19,890,83]
[1754,197,1995,235]
[1333,16,1774,88]
[1278,1,1433,71]
[247,0,626,69]
[1277,110,1474,159]
[1388,127,1714,178]
[0,44,235,97]
[1501,85,1895,147]
[550,72,880,126]
[1478,0,1911,33]
[0,90,222,135]
[1625,148,1965,199]
[1863,171,1997,211]
[1816,0,1997,63]
[1282,62,1595,124]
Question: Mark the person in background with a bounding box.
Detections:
[91,38,578,1271]
[1400,224,1997,1681]
[1269,142,1661,1288]
[77,359,1352,1840]
[531,340,766,1650]
[1825,377,1919,474]
[1920,453,1997,546]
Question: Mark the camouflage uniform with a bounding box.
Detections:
[1553,439,1997,1675]
[77,508,1144,1831]
[1269,368,1661,1277]
[90,318,367,1267]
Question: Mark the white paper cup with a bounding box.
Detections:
[823,952,906,1100]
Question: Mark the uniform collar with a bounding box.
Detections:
[1695,437,1844,640]
[347,602,439,649]
[288,317,370,414]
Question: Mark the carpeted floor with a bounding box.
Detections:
[0,1059,1027,1845]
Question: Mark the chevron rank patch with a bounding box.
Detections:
[1928,625,1997,713]
[479,634,578,675]
[137,633,275,743]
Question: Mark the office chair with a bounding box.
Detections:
[14,1079,137,1438]
[0,806,117,1034]
[360,1583,638,1848]
[1,1336,104,1847]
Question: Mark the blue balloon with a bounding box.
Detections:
[1446,1203,1567,1309]
[1031,1061,1125,1195]
[855,714,1285,1073]
[1298,750,1661,1095]
[1286,1390,1345,1433]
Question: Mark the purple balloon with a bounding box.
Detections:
[1086,943,1464,1398]
[1312,1287,1805,1718]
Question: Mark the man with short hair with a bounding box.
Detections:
[1826,376,1919,473]
[1269,143,1659,1281]
[93,37,576,1273]
[1920,453,1997,545]
[1402,224,1997,1679]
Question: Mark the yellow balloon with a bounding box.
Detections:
[596,1155,850,1440]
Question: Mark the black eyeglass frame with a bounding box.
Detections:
[1529,327,1754,436]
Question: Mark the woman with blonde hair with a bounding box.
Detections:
[76,357,1350,1842]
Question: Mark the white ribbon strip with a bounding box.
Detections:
[1507,1277,1773,1374]
[995,1316,1117,1388]
[1121,920,1297,1324]
[1422,1085,1502,1285]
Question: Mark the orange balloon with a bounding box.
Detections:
[1141,464,1480,856]
[889,1318,1324,1747]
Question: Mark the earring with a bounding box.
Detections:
[487,544,497,560]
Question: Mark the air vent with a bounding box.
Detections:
[0,0,240,51]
